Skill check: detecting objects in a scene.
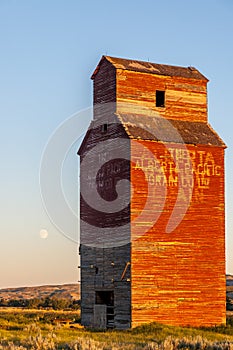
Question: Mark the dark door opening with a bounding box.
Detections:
[95,291,114,328]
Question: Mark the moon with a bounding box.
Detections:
[39,229,48,239]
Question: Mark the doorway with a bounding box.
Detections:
[94,291,114,329]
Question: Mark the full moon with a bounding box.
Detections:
[39,229,48,239]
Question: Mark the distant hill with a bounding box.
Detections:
[0,276,232,306]
[227,274,233,286]
[226,275,233,311]
[0,284,80,301]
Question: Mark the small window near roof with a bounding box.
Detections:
[156,90,165,107]
[102,123,108,132]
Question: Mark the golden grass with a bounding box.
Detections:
[0,308,233,349]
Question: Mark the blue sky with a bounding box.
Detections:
[0,0,233,288]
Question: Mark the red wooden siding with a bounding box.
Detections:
[79,55,226,329]
[116,70,207,122]
[130,141,225,327]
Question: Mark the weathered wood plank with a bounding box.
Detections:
[116,70,207,122]
[79,55,226,329]
[131,142,225,327]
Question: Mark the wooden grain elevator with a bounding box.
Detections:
[78,56,226,329]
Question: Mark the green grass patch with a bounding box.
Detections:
[0,308,233,349]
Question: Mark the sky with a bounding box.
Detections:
[0,0,233,288]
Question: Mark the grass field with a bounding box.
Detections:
[1,308,233,349]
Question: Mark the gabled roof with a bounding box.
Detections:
[91,56,208,81]
[117,113,225,147]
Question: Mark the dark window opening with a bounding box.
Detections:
[156,90,165,107]
[102,123,108,132]
[96,291,114,306]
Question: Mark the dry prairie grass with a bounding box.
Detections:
[1,308,233,349]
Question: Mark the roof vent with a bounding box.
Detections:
[188,66,196,71]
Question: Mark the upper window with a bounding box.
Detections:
[156,90,165,107]
[102,123,108,132]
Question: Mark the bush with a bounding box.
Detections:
[0,297,80,310]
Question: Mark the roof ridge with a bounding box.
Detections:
[105,55,193,71]
[100,55,208,81]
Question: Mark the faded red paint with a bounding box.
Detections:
[79,56,226,329]
[131,142,225,327]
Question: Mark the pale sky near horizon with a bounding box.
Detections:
[0,0,233,289]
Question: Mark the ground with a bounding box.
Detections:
[0,308,233,349]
